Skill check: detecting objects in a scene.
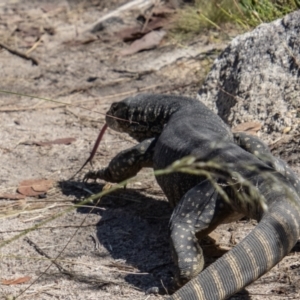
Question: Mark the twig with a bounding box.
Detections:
[217,83,240,101]
[3,253,148,276]
[161,279,169,295]
[0,103,66,112]
[66,182,95,195]
[0,223,100,233]
[17,200,100,298]
[60,83,165,103]
[26,37,43,55]
[0,189,110,248]
[16,192,139,298]
[0,203,58,220]
[0,82,195,113]
[141,3,155,33]
[90,232,102,250]
[0,42,39,66]
[24,237,68,274]
[67,77,132,95]
[111,68,155,79]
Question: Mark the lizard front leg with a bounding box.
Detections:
[84,137,157,183]
[169,179,236,286]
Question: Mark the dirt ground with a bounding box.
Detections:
[1,1,300,299]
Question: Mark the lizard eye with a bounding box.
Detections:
[108,102,128,117]
[110,103,119,114]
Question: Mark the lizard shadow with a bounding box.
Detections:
[60,180,175,291]
[60,180,252,299]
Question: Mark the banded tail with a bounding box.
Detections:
[169,201,300,300]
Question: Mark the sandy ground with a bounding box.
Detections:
[1,1,300,299]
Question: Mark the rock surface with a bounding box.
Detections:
[198,10,300,144]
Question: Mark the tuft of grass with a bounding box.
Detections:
[239,0,300,26]
[171,0,248,39]
[171,0,300,39]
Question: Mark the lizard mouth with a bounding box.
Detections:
[105,102,130,133]
[105,113,129,133]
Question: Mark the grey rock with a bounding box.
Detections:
[198,10,300,140]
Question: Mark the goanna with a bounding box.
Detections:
[84,94,300,300]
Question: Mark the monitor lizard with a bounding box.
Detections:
[84,94,300,300]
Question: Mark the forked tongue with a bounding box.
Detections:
[71,123,108,178]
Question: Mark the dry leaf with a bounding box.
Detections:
[116,17,169,42]
[18,179,53,196]
[232,121,262,135]
[0,193,26,200]
[32,180,53,192]
[34,137,76,146]
[1,276,31,285]
[120,30,166,56]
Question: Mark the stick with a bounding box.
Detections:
[0,42,39,65]
[24,237,68,274]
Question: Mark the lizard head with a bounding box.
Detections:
[105,94,182,141]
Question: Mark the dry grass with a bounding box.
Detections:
[171,0,300,39]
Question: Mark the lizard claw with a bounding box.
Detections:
[83,169,108,182]
[83,171,98,182]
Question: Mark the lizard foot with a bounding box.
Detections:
[83,170,104,182]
